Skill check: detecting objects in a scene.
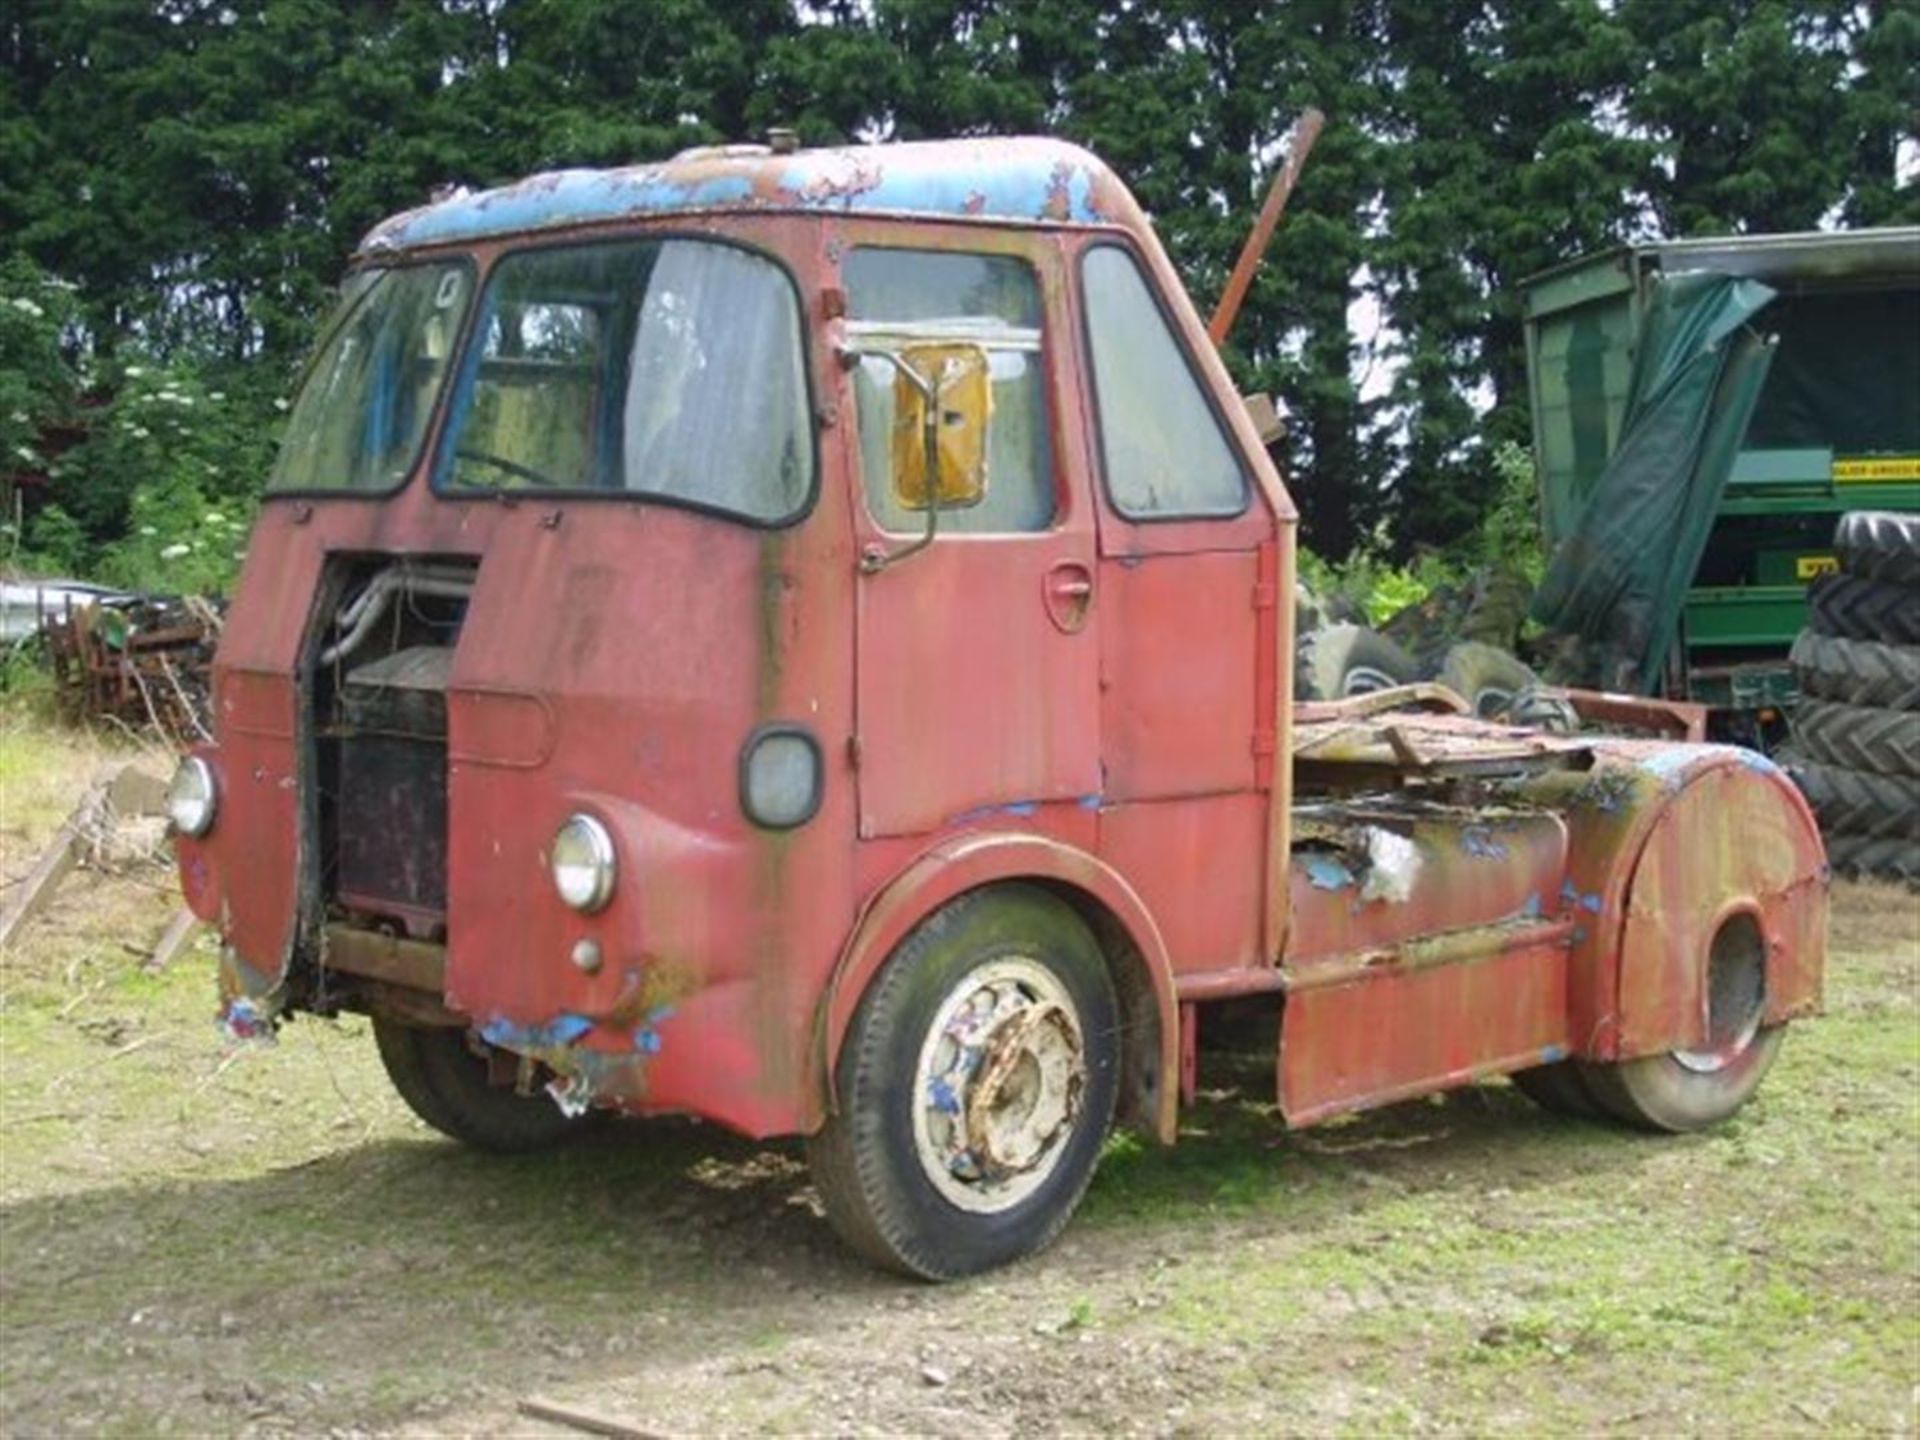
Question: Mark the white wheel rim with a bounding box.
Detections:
[1341,665,1400,696]
[911,956,1087,1214]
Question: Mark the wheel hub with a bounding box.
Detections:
[913,958,1086,1213]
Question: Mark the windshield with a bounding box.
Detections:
[435,237,814,523]
[270,263,472,492]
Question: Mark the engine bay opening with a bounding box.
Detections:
[312,556,478,942]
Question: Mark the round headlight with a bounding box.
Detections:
[740,725,822,830]
[167,756,217,837]
[551,814,616,913]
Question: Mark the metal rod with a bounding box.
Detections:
[1208,107,1326,347]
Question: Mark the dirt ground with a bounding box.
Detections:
[2,720,1917,1437]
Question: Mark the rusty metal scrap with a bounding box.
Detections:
[42,595,220,744]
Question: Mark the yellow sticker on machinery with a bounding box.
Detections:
[1833,456,1920,482]
[1796,555,1839,580]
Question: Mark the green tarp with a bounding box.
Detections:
[1531,271,1778,693]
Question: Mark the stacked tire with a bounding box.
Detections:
[1785,512,1920,887]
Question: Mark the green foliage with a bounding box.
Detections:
[1,1,1912,571]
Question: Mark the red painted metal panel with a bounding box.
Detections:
[1279,934,1572,1125]
[1098,549,1259,800]
[853,535,1103,837]
[1100,793,1265,974]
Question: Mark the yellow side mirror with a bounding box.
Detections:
[888,342,991,510]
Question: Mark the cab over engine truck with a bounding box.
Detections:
[169,138,1828,1279]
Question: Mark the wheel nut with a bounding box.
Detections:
[570,938,603,975]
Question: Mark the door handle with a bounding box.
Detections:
[1043,561,1095,634]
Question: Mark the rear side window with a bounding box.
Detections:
[844,249,1055,534]
[436,238,813,524]
[1081,246,1247,519]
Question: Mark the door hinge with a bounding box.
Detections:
[1250,728,1277,757]
[1252,581,1278,611]
[846,734,862,770]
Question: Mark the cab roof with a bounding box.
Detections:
[358,137,1149,256]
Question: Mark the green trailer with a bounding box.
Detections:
[1521,227,1920,742]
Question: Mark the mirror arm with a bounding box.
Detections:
[849,349,943,575]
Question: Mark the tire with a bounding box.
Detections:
[1807,572,1920,645]
[1295,623,1419,702]
[1825,832,1920,887]
[1577,914,1784,1133]
[1791,698,1920,778]
[1504,684,1581,734]
[807,884,1119,1280]
[1789,631,1920,711]
[1835,510,1920,588]
[1437,641,1540,720]
[1780,755,1920,841]
[1510,1061,1605,1119]
[372,1019,590,1153]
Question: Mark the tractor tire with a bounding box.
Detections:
[1295,623,1419,702]
[372,1019,591,1154]
[1436,641,1540,720]
[1825,833,1920,887]
[1807,573,1920,645]
[807,884,1120,1280]
[1789,631,1920,711]
[1791,698,1920,778]
[1779,754,1920,842]
[1835,510,1920,588]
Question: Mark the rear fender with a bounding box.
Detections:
[1609,750,1826,1059]
[819,832,1180,1142]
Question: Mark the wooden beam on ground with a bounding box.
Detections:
[0,762,170,954]
[516,1396,667,1440]
[145,908,199,973]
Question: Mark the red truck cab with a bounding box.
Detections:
[171,138,1826,1278]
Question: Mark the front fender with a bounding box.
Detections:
[818,831,1181,1142]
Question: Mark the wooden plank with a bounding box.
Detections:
[144,908,199,973]
[0,783,104,954]
[516,1397,667,1440]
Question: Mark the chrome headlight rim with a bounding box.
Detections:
[167,755,217,838]
[551,812,617,914]
[738,723,823,831]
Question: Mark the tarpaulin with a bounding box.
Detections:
[1531,271,1777,692]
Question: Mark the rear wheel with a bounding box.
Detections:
[1579,914,1783,1133]
[1510,1060,1604,1119]
[372,1018,590,1153]
[1834,510,1920,588]
[808,885,1119,1280]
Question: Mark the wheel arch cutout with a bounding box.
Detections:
[816,832,1180,1144]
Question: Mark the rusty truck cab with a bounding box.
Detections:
[172,138,1826,1279]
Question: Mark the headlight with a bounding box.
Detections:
[740,726,822,830]
[167,756,217,837]
[551,814,616,912]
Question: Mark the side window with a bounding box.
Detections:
[844,249,1055,534]
[1082,246,1248,519]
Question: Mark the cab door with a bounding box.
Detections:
[839,231,1102,839]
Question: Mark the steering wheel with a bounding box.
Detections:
[453,448,566,490]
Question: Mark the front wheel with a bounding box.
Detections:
[1578,914,1784,1133]
[808,885,1119,1280]
[372,1018,591,1153]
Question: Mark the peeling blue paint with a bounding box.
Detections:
[1077,793,1103,811]
[928,1076,962,1115]
[1461,825,1507,860]
[1519,891,1544,920]
[1537,1044,1569,1064]
[361,138,1122,253]
[217,996,275,1044]
[949,797,1044,826]
[1303,854,1356,891]
[481,1013,592,1051]
[1557,879,1604,915]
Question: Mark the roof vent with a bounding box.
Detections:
[767,127,800,155]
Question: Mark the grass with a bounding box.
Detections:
[0,716,1915,1435]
